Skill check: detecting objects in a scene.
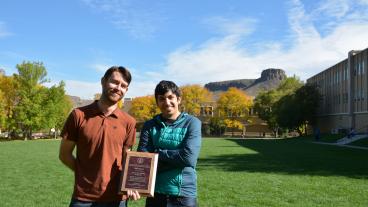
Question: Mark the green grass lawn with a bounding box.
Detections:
[348,137,368,148]
[1,138,367,207]
[311,133,346,143]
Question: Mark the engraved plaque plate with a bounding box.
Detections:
[120,151,158,197]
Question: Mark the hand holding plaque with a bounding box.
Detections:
[120,151,158,197]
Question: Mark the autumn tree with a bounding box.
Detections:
[129,95,159,122]
[180,84,213,116]
[216,87,252,136]
[0,75,19,133]
[0,89,5,130]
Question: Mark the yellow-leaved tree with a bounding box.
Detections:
[180,84,213,116]
[216,87,253,136]
[129,95,160,122]
[0,75,18,132]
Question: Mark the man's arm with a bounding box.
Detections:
[137,121,155,153]
[59,138,76,171]
[158,117,202,168]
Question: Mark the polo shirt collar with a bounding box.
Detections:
[92,100,123,118]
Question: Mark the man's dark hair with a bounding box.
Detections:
[102,66,132,85]
[154,80,181,100]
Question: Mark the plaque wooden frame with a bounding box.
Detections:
[120,151,158,197]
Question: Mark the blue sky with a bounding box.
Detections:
[1,0,368,99]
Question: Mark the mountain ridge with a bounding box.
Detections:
[204,68,286,97]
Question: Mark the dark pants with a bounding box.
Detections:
[146,193,197,207]
[69,198,127,207]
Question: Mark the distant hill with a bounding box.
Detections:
[66,96,132,113]
[204,68,286,98]
[68,95,94,108]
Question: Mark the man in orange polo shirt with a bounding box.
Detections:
[59,66,140,207]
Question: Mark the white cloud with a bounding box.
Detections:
[202,16,257,36]
[72,0,368,98]
[90,63,111,72]
[61,66,162,99]
[126,66,165,97]
[64,80,100,100]
[128,80,157,97]
[314,0,350,19]
[0,22,12,38]
[64,79,158,99]
[358,0,368,4]
[157,0,368,87]
[81,0,163,40]
[0,65,16,76]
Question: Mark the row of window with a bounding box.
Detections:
[323,89,366,105]
[311,59,366,87]
[355,59,366,76]
[198,106,256,117]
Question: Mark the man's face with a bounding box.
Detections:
[101,71,129,104]
[156,90,181,119]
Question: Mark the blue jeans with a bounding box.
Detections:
[146,193,197,207]
[69,198,127,207]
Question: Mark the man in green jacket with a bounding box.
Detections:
[138,80,202,207]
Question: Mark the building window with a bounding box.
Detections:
[200,106,213,117]
[356,89,361,101]
[343,93,348,103]
[337,71,339,83]
[346,66,349,79]
[362,89,365,100]
[362,60,365,74]
[356,63,359,75]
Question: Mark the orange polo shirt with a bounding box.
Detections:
[61,101,136,201]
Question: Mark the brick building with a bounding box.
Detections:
[307,48,368,133]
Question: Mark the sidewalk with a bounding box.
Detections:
[312,141,368,150]
[335,134,367,145]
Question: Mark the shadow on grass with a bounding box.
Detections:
[197,138,368,179]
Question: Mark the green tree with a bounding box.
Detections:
[275,84,322,136]
[253,89,280,137]
[180,85,212,116]
[1,61,74,139]
[294,84,322,126]
[216,87,252,136]
[276,76,303,96]
[254,76,303,137]
[13,61,49,139]
[208,116,226,136]
[43,81,73,133]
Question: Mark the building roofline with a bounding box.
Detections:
[307,47,368,81]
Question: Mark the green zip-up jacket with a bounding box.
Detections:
[137,113,201,197]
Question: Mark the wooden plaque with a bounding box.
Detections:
[120,151,158,197]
